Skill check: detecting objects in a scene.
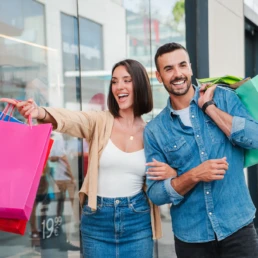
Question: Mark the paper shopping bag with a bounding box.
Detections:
[236,75,258,167]
[0,112,24,124]
[43,138,54,169]
[0,118,52,220]
[0,218,27,235]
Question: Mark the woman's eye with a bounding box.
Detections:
[124,80,132,83]
[111,81,117,84]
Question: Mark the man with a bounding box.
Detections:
[144,42,258,257]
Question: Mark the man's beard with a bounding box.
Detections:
[164,77,191,96]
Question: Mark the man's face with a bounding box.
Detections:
[155,49,193,96]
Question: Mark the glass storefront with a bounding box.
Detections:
[0,0,185,257]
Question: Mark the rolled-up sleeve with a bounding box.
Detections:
[144,127,184,205]
[226,91,258,149]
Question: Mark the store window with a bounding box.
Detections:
[0,0,185,257]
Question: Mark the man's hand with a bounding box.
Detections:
[170,157,229,196]
[146,158,177,180]
[193,157,228,182]
[198,83,217,109]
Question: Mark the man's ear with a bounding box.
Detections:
[155,70,163,83]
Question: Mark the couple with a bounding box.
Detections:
[2,42,258,258]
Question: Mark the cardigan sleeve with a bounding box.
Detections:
[39,107,100,142]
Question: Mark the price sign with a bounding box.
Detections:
[41,216,62,239]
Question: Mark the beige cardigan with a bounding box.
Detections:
[43,108,162,239]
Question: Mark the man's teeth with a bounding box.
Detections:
[173,80,185,85]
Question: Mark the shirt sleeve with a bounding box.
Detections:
[224,89,258,149]
[144,126,184,206]
[39,107,99,142]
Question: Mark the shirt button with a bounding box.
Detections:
[115,200,120,204]
[192,115,195,118]
[201,152,204,155]
[196,135,199,138]
[206,191,209,194]
[174,145,177,148]
[209,212,212,216]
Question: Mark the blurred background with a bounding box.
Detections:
[0,0,257,257]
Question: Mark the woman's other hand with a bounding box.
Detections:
[146,159,177,180]
[0,98,45,119]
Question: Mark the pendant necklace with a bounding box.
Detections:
[117,118,144,141]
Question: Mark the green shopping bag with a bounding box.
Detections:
[235,75,258,167]
[197,75,243,87]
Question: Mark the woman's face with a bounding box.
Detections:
[111,65,134,111]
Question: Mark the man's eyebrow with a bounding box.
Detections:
[163,61,188,70]
[163,65,173,70]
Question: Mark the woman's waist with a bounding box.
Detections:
[90,190,148,207]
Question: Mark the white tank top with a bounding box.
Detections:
[97,139,146,197]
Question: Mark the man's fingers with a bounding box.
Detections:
[213,175,225,180]
[147,167,165,172]
[146,171,165,176]
[147,176,165,181]
[146,161,164,167]
[216,170,226,175]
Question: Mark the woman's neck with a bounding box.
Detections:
[117,111,143,128]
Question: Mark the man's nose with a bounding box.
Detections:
[174,67,182,77]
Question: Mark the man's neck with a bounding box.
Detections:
[170,85,195,110]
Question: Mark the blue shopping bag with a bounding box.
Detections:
[0,112,24,124]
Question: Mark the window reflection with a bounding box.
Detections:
[0,0,185,257]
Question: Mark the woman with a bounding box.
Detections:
[1,59,176,257]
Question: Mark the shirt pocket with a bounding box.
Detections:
[163,137,193,167]
[205,118,226,143]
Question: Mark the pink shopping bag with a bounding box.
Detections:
[0,104,52,220]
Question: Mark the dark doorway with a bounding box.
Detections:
[245,18,258,229]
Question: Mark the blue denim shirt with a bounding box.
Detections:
[144,86,258,242]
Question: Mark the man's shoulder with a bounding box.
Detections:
[146,107,168,130]
[216,85,235,95]
[213,85,236,103]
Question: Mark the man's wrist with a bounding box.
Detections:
[202,100,216,113]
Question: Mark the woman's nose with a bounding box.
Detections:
[117,81,124,90]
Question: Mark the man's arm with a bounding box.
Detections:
[199,85,258,149]
[204,105,232,137]
[144,127,183,205]
[171,158,228,195]
[144,127,228,204]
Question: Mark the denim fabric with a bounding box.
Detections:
[144,86,258,242]
[174,222,258,258]
[80,191,153,258]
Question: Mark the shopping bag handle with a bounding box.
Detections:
[0,103,16,121]
[0,101,32,126]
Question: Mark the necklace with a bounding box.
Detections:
[115,118,145,152]
[117,118,144,141]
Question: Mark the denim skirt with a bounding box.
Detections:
[80,191,153,258]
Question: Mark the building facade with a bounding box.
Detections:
[0,0,257,257]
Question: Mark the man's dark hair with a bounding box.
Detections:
[108,59,153,117]
[154,42,188,71]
